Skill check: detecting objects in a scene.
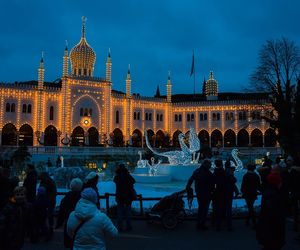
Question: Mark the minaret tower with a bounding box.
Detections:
[38,52,45,90]
[166,71,172,103]
[63,41,69,77]
[106,48,112,82]
[126,64,131,98]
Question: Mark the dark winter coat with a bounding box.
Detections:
[114,172,136,205]
[56,190,81,248]
[40,175,57,207]
[256,186,286,249]
[258,166,272,191]
[23,170,38,202]
[0,175,12,210]
[1,200,32,250]
[224,173,239,200]
[82,182,100,209]
[186,165,214,199]
[241,171,261,200]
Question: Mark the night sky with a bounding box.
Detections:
[0,0,299,96]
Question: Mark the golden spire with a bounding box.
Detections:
[81,16,87,39]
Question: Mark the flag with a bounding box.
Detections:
[190,51,195,76]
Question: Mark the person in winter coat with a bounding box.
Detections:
[224,165,239,231]
[186,159,214,230]
[212,159,226,230]
[256,171,286,250]
[67,188,118,250]
[257,156,272,192]
[56,178,83,248]
[82,172,100,209]
[241,164,261,227]
[23,164,38,203]
[0,167,12,210]
[39,172,57,238]
[1,186,32,250]
[113,164,136,231]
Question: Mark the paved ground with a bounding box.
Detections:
[24,219,300,250]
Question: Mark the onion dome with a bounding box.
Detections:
[70,17,96,77]
[205,71,218,100]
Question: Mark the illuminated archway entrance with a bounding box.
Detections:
[251,129,263,147]
[198,130,209,146]
[112,128,124,147]
[237,129,249,147]
[44,125,58,146]
[1,123,17,146]
[71,126,84,146]
[146,129,155,147]
[155,130,166,148]
[224,129,236,147]
[211,129,222,147]
[132,129,142,147]
[19,124,33,146]
[172,130,182,147]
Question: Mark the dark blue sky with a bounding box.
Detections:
[0,0,299,96]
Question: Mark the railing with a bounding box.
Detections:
[56,191,254,219]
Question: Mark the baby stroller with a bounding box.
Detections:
[147,189,191,229]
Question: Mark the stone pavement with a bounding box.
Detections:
[24,219,300,250]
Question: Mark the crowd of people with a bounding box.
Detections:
[0,154,299,250]
[186,155,300,250]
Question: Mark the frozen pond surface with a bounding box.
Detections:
[57,169,262,211]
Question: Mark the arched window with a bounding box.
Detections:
[116,110,119,124]
[80,108,83,116]
[160,114,163,121]
[78,69,82,76]
[187,114,191,122]
[5,103,10,112]
[27,104,32,114]
[200,113,203,121]
[89,108,92,117]
[179,114,182,122]
[74,69,77,75]
[84,69,87,76]
[157,114,159,121]
[145,113,148,121]
[134,112,136,120]
[213,113,216,121]
[191,114,194,121]
[149,113,152,121]
[217,113,220,120]
[50,106,54,120]
[84,108,88,116]
[137,112,140,120]
[22,104,27,113]
[11,103,15,112]
[89,70,91,76]
[175,114,178,122]
[204,113,207,120]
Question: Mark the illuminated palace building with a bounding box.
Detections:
[0,19,277,149]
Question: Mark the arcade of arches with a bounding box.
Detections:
[0,124,277,148]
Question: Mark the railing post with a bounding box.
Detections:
[139,194,144,216]
[105,193,110,215]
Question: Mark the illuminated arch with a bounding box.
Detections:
[172,130,182,148]
[146,129,155,147]
[71,126,84,146]
[1,123,17,146]
[198,130,209,146]
[44,125,58,146]
[19,124,33,146]
[155,130,167,148]
[264,128,277,147]
[112,128,124,147]
[224,129,236,147]
[132,129,142,147]
[251,128,263,147]
[237,129,249,147]
[211,129,222,147]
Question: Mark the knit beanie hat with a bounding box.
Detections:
[81,188,97,204]
[70,178,83,191]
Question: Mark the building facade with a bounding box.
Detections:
[0,19,277,149]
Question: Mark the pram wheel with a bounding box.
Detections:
[162,210,178,229]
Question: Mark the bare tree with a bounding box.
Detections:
[251,38,300,157]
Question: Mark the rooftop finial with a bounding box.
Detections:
[65,40,68,50]
[41,51,44,63]
[108,48,111,58]
[128,64,131,74]
[81,16,87,38]
[168,70,171,80]
[210,70,214,80]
